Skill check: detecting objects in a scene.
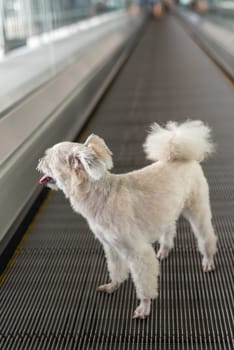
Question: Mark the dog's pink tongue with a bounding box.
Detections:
[39,175,50,185]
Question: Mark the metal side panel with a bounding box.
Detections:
[173,7,234,80]
[0,16,234,349]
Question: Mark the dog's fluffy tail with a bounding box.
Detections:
[143,120,215,163]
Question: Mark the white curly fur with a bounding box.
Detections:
[143,120,215,162]
[37,121,217,319]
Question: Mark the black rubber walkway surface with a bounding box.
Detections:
[1,15,234,350]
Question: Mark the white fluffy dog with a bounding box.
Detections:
[37,120,217,319]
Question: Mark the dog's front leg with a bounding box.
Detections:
[128,243,159,319]
[97,242,129,293]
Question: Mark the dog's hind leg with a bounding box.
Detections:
[127,243,159,319]
[97,243,129,293]
[157,222,176,259]
[183,185,217,272]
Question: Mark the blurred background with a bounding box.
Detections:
[0,1,128,55]
[1,0,234,56]
[0,1,233,349]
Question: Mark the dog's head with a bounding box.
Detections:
[37,134,113,191]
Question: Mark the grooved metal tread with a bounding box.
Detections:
[1,15,234,350]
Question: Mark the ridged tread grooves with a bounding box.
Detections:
[0,15,234,349]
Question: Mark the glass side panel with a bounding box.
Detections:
[0,0,133,116]
[0,0,126,55]
[178,0,234,32]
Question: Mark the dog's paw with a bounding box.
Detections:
[132,299,150,319]
[96,282,119,293]
[202,257,215,272]
[157,246,170,260]
[132,309,148,319]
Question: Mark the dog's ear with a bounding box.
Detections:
[69,147,106,180]
[84,134,113,170]
[68,154,84,171]
[79,148,107,180]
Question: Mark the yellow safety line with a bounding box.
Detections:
[0,190,52,287]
